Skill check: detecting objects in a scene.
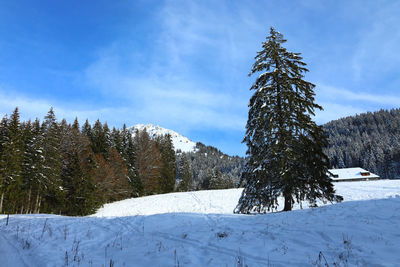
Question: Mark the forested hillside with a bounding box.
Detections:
[177,142,246,190]
[324,108,400,179]
[0,108,177,216]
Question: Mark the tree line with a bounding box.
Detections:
[0,107,177,216]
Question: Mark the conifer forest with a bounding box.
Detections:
[0,107,245,216]
[0,107,178,215]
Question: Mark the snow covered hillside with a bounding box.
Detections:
[94,179,400,217]
[1,180,400,266]
[132,124,197,153]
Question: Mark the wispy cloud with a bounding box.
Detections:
[315,84,400,123]
[352,2,400,81]
[314,103,365,124]
[83,1,258,132]
[317,85,400,106]
[0,87,136,127]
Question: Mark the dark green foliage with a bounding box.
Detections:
[61,119,100,215]
[0,116,7,213]
[177,155,192,192]
[236,28,336,213]
[22,119,44,213]
[0,108,133,216]
[40,108,64,213]
[82,119,92,139]
[0,108,24,213]
[125,130,142,197]
[111,127,123,155]
[111,124,142,197]
[324,108,400,179]
[156,134,177,193]
[91,120,110,158]
[208,168,235,190]
[181,142,245,190]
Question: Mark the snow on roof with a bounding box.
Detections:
[328,167,380,181]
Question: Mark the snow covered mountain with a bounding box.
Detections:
[131,124,197,153]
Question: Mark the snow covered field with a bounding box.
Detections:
[1,180,400,266]
[94,179,400,217]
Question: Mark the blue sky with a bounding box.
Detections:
[1,0,400,156]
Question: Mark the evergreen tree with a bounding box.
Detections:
[107,148,131,201]
[236,28,337,213]
[134,129,162,195]
[103,122,112,151]
[82,119,92,139]
[126,130,142,196]
[91,119,109,157]
[156,134,177,193]
[0,115,8,213]
[61,119,100,215]
[177,155,192,192]
[41,108,63,213]
[120,124,130,157]
[209,168,223,190]
[21,120,35,213]
[22,119,45,213]
[111,127,123,154]
[0,108,24,213]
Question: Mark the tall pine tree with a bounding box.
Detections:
[177,155,192,192]
[236,28,338,213]
[156,134,177,194]
[134,129,162,195]
[0,108,24,213]
[0,115,8,212]
[41,108,63,213]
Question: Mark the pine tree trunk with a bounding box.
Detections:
[0,193,3,213]
[38,196,41,213]
[34,193,40,213]
[283,194,292,211]
[27,188,32,214]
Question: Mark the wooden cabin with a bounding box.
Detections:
[328,167,380,182]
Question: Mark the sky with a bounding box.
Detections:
[0,0,400,156]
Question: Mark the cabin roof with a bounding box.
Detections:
[328,167,380,181]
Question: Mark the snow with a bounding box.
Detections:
[94,180,400,217]
[1,180,400,266]
[131,124,197,153]
[94,189,242,217]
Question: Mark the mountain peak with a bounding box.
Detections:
[131,124,197,153]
